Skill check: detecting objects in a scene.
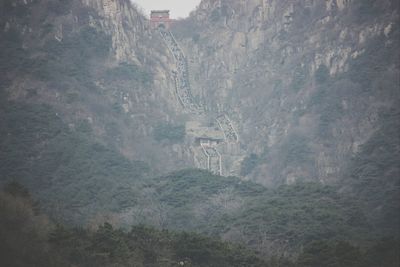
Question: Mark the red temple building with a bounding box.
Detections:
[150,10,174,29]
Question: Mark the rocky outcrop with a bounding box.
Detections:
[2,0,398,183]
[80,0,146,63]
[0,0,196,173]
[172,0,399,185]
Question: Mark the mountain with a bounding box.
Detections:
[0,0,193,223]
[171,0,400,238]
[173,0,399,186]
[0,0,192,175]
[0,0,399,264]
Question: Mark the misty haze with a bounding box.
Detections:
[0,0,399,266]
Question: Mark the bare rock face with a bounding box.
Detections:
[1,0,398,185]
[0,0,194,173]
[81,0,145,62]
[172,0,400,185]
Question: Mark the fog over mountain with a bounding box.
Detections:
[0,0,399,266]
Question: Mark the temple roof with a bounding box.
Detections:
[151,10,170,14]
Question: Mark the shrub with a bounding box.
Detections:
[105,62,152,84]
[291,65,309,92]
[47,0,73,16]
[153,123,185,143]
[240,153,259,176]
[315,64,330,84]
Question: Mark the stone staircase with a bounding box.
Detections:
[158,27,242,176]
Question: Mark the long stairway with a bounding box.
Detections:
[158,27,241,176]
[216,114,239,143]
[158,28,202,114]
[201,145,222,175]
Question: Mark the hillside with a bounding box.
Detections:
[0,0,192,175]
[173,0,399,186]
[1,184,399,267]
[0,0,193,223]
[172,0,400,239]
[137,170,372,257]
[0,186,269,267]
[0,0,399,264]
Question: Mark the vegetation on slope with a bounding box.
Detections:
[1,184,399,267]
[140,169,391,257]
[0,0,399,265]
[346,108,400,237]
[0,184,268,267]
[0,99,149,224]
[153,122,186,143]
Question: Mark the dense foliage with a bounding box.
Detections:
[153,123,186,143]
[1,185,398,267]
[346,108,400,236]
[137,169,391,258]
[0,100,149,224]
[0,186,268,267]
[240,153,260,176]
[106,62,152,84]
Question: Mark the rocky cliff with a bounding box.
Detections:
[173,0,399,187]
[1,0,399,258]
[0,0,198,175]
[168,0,399,235]
[3,0,397,186]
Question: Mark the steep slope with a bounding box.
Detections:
[0,0,193,175]
[174,0,399,185]
[172,0,400,235]
[0,0,399,261]
[0,0,200,223]
[0,100,150,223]
[4,0,397,194]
